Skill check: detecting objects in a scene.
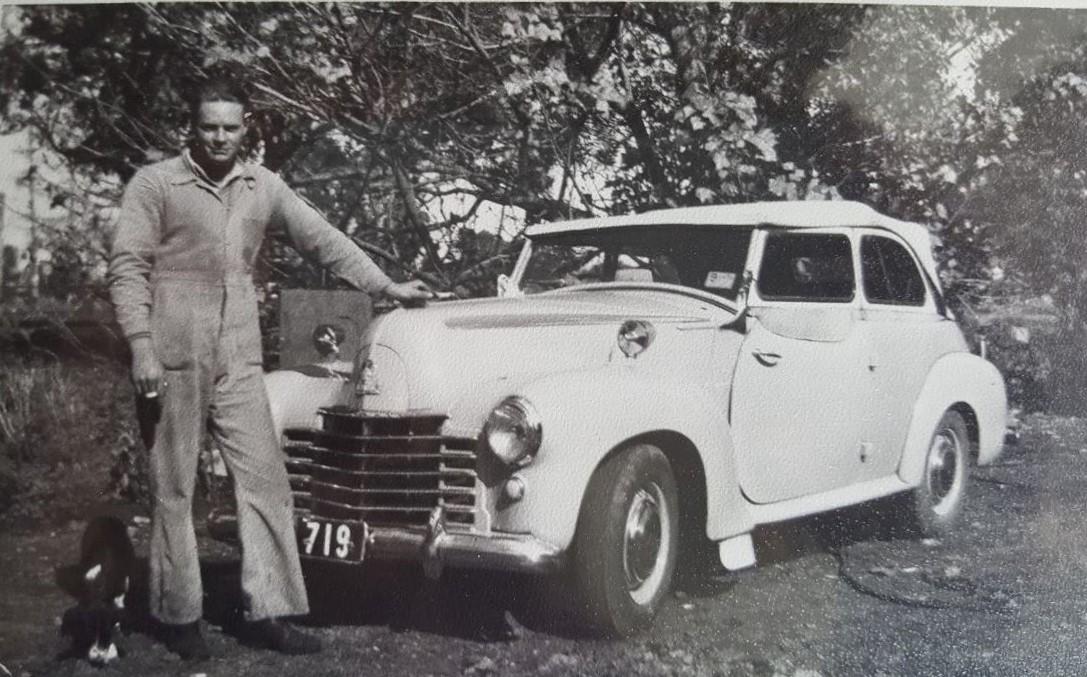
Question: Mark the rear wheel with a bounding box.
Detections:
[907,410,970,537]
[570,443,679,637]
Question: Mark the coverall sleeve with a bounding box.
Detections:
[107,169,162,341]
[272,176,394,296]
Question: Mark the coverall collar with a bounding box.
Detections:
[173,149,256,190]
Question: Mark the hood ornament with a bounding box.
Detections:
[352,342,381,409]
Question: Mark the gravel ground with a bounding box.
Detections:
[2,413,1085,677]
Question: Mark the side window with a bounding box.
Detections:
[756,232,854,303]
[861,235,926,306]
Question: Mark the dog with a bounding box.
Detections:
[57,515,136,667]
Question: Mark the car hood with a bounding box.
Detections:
[357,288,725,432]
[425,288,718,328]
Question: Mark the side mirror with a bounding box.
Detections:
[720,270,753,332]
[721,308,748,334]
[496,273,522,298]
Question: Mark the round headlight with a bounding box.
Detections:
[484,396,543,467]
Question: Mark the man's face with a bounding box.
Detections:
[192,100,246,172]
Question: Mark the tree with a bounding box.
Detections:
[6,2,1087,409]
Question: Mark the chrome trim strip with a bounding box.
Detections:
[317,433,445,442]
[319,407,447,420]
[308,445,476,460]
[309,496,475,514]
[308,463,476,478]
[310,479,474,496]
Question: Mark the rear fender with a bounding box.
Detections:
[491,367,753,550]
[897,352,1007,486]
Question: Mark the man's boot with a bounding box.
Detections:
[162,621,210,661]
[247,618,322,655]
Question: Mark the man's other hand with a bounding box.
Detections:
[130,337,165,398]
[385,280,433,303]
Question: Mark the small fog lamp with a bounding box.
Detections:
[484,396,542,467]
[504,475,527,502]
[617,320,656,359]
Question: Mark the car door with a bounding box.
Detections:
[855,231,950,480]
[730,229,877,504]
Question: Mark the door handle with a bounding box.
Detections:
[752,350,782,367]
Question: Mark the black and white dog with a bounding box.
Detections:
[58,515,136,666]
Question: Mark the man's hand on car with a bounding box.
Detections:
[385,280,433,303]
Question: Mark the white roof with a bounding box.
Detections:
[527,200,943,291]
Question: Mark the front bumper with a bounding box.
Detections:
[361,524,564,575]
[207,509,564,576]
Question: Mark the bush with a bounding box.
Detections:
[982,324,1052,413]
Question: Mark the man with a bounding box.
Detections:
[108,73,430,659]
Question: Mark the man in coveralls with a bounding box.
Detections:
[108,73,431,659]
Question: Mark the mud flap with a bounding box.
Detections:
[718,533,756,570]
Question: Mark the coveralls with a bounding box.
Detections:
[108,151,392,624]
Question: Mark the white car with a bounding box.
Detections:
[244,201,1007,637]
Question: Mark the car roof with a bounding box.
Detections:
[527,200,921,237]
[526,200,943,292]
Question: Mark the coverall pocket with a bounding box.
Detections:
[151,284,195,370]
[235,321,265,367]
[231,286,265,367]
[240,218,266,268]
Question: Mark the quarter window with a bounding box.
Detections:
[861,235,926,306]
[757,232,855,303]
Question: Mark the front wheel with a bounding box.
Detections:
[907,410,970,537]
[570,443,679,637]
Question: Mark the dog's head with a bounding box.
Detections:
[61,603,123,666]
[60,558,130,666]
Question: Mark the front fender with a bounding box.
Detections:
[262,364,352,441]
[897,352,1007,486]
[491,366,753,550]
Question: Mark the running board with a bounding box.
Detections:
[744,475,911,526]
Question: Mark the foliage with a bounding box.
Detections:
[6,3,1087,409]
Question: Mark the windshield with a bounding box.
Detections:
[520,225,753,301]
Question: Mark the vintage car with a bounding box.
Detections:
[230,200,1008,637]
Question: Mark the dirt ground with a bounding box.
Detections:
[2,413,1087,677]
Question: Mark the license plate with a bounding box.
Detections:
[296,517,367,562]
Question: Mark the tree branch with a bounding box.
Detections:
[391,160,448,284]
[350,237,444,289]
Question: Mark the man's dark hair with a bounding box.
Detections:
[187,66,250,122]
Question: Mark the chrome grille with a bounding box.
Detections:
[284,428,315,513]
[288,406,479,527]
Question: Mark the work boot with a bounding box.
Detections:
[162,621,210,661]
[247,618,322,655]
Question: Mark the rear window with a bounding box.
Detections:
[757,232,855,303]
[861,235,926,306]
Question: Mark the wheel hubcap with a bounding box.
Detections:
[622,483,669,604]
[926,429,961,514]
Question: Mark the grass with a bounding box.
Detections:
[0,360,84,465]
[0,354,146,515]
